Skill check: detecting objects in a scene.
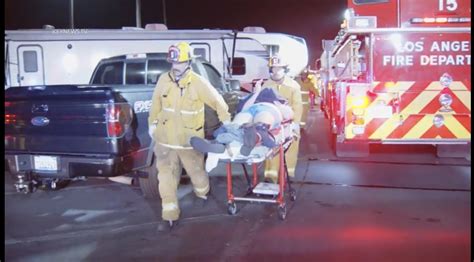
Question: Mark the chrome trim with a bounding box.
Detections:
[369,33,374,82]
[397,0,401,28]
[233,197,278,203]
[381,139,470,145]
[347,27,471,34]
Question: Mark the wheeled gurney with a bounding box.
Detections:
[217,119,297,220]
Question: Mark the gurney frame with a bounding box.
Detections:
[224,138,296,220]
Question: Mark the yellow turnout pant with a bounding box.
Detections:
[154,143,210,221]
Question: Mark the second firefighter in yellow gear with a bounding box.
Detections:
[148,42,230,229]
[264,54,303,183]
[296,68,319,127]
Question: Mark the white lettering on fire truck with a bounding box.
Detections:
[420,55,471,66]
[383,40,470,67]
[383,55,414,66]
[430,41,470,52]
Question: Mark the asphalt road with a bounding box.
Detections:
[5,109,471,261]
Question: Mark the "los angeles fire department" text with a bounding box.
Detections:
[382,40,471,66]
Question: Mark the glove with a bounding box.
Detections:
[253,79,264,93]
[291,123,300,139]
[148,123,157,139]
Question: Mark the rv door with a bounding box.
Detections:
[5,41,8,89]
[190,43,211,62]
[18,45,44,86]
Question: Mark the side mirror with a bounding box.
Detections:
[228,79,241,91]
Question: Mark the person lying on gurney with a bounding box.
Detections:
[190,81,299,172]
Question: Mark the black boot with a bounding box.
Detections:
[190,137,225,154]
[157,220,178,232]
[256,124,276,148]
[194,187,212,207]
[194,196,208,208]
[241,125,258,156]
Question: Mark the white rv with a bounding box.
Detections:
[4,25,309,89]
[240,26,308,77]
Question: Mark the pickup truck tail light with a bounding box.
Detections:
[106,103,133,138]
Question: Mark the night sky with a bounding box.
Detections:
[5,0,347,63]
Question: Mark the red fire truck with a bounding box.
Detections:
[317,0,471,157]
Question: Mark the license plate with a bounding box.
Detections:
[34,156,58,171]
[367,105,393,118]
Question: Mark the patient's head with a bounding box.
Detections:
[253,111,276,127]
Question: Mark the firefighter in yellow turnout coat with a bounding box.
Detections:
[296,68,319,128]
[148,42,230,231]
[263,54,303,182]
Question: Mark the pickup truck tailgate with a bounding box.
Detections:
[5,85,128,155]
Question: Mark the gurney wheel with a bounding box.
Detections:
[289,189,297,201]
[227,202,237,215]
[278,204,287,220]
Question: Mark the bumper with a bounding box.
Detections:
[5,153,125,178]
[343,138,471,145]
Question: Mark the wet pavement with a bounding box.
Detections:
[4,109,471,261]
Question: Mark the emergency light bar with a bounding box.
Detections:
[410,17,471,24]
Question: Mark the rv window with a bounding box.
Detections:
[353,0,388,4]
[23,51,38,73]
[193,48,208,61]
[264,45,280,56]
[229,57,246,76]
[92,61,124,85]
[126,62,146,84]
[202,63,225,91]
[147,59,171,84]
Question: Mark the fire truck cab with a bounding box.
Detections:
[318,0,471,158]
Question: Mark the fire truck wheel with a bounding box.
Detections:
[39,179,70,191]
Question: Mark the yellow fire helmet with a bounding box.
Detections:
[167,42,193,63]
[268,54,288,68]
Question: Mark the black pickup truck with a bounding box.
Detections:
[5,53,242,197]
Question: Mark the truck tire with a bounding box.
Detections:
[39,179,70,191]
[139,156,160,199]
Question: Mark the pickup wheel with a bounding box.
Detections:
[39,179,70,191]
[139,156,160,199]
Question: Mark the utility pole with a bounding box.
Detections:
[69,0,74,29]
[162,0,167,25]
[136,0,142,28]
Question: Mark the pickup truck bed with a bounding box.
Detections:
[5,85,152,178]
